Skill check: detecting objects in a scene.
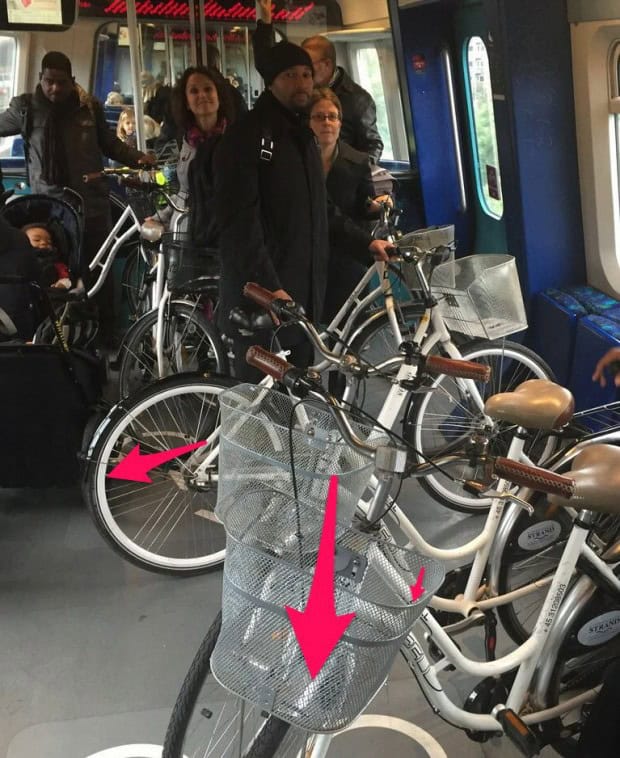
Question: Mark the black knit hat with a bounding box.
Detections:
[256,41,313,86]
[41,51,72,76]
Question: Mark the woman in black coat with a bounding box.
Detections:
[309,88,382,322]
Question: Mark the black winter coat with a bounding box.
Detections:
[331,68,383,164]
[213,90,331,326]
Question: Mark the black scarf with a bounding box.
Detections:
[33,85,81,186]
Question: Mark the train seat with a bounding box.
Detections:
[531,288,587,386]
[568,314,620,411]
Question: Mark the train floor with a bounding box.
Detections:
[0,474,560,758]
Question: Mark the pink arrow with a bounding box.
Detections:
[410,566,426,602]
[286,476,356,680]
[106,441,207,483]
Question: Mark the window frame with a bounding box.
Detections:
[462,35,504,220]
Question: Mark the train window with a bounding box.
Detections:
[0,34,17,158]
[349,40,409,164]
[464,36,503,219]
[610,42,620,212]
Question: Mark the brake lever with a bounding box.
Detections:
[463,479,534,515]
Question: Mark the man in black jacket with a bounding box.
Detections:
[253,1,383,162]
[0,51,154,346]
[214,40,393,380]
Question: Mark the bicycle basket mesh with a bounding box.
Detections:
[211,489,444,733]
[216,384,380,526]
[125,188,157,223]
[432,254,527,340]
[396,224,455,291]
[163,232,220,294]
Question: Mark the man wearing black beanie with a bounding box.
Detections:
[0,51,154,348]
[214,41,393,381]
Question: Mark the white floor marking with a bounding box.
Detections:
[85,745,163,758]
[342,714,448,756]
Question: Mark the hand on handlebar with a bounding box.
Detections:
[138,153,156,167]
[267,288,293,325]
[369,239,398,262]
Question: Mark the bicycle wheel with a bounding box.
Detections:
[496,495,574,644]
[407,340,556,513]
[163,613,310,758]
[347,303,422,412]
[83,373,237,575]
[121,243,152,319]
[118,301,228,399]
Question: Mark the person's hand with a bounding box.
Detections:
[257,0,272,23]
[52,278,72,290]
[138,152,156,166]
[592,347,620,387]
[369,239,397,262]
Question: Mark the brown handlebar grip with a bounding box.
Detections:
[82,172,103,184]
[493,457,575,499]
[425,355,491,383]
[243,282,278,310]
[246,346,293,382]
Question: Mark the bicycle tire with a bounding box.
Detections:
[163,612,307,758]
[82,373,237,575]
[407,340,556,513]
[118,300,228,399]
[496,495,574,644]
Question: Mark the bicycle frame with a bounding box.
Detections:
[303,510,620,757]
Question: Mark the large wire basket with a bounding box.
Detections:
[432,254,527,340]
[163,232,220,294]
[211,489,444,733]
[216,384,380,527]
[125,188,157,223]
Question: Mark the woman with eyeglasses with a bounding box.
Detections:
[309,88,383,321]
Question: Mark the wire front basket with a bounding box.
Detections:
[433,254,527,340]
[125,188,157,224]
[216,384,380,527]
[396,224,456,292]
[162,233,220,294]
[211,489,444,733]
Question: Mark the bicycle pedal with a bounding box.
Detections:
[494,707,540,757]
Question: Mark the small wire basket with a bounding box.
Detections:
[125,188,157,224]
[211,489,444,733]
[432,254,527,340]
[162,233,220,294]
[216,384,381,527]
[396,224,455,291]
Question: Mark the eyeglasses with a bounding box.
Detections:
[310,113,341,123]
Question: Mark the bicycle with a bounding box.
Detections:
[162,348,620,758]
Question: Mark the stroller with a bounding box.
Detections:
[0,193,98,349]
[0,195,104,487]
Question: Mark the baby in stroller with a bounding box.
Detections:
[22,222,72,290]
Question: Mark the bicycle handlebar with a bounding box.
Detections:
[243,282,279,311]
[491,457,575,499]
[246,346,293,382]
[424,355,490,382]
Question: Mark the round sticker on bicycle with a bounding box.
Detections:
[517,520,562,551]
[577,610,620,647]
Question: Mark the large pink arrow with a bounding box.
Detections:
[286,476,356,680]
[410,566,426,602]
[106,441,207,483]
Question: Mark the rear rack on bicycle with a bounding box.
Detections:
[571,401,620,434]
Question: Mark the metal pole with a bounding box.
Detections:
[198,0,207,67]
[188,0,198,66]
[245,25,251,107]
[126,0,146,152]
[164,25,173,86]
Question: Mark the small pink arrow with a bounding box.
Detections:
[106,441,207,483]
[410,566,426,602]
[286,476,356,680]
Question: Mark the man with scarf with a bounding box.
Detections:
[0,51,154,348]
[214,40,394,381]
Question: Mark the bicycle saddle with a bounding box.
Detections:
[484,379,574,430]
[548,444,620,514]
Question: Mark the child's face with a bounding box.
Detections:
[124,118,135,135]
[25,227,52,249]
